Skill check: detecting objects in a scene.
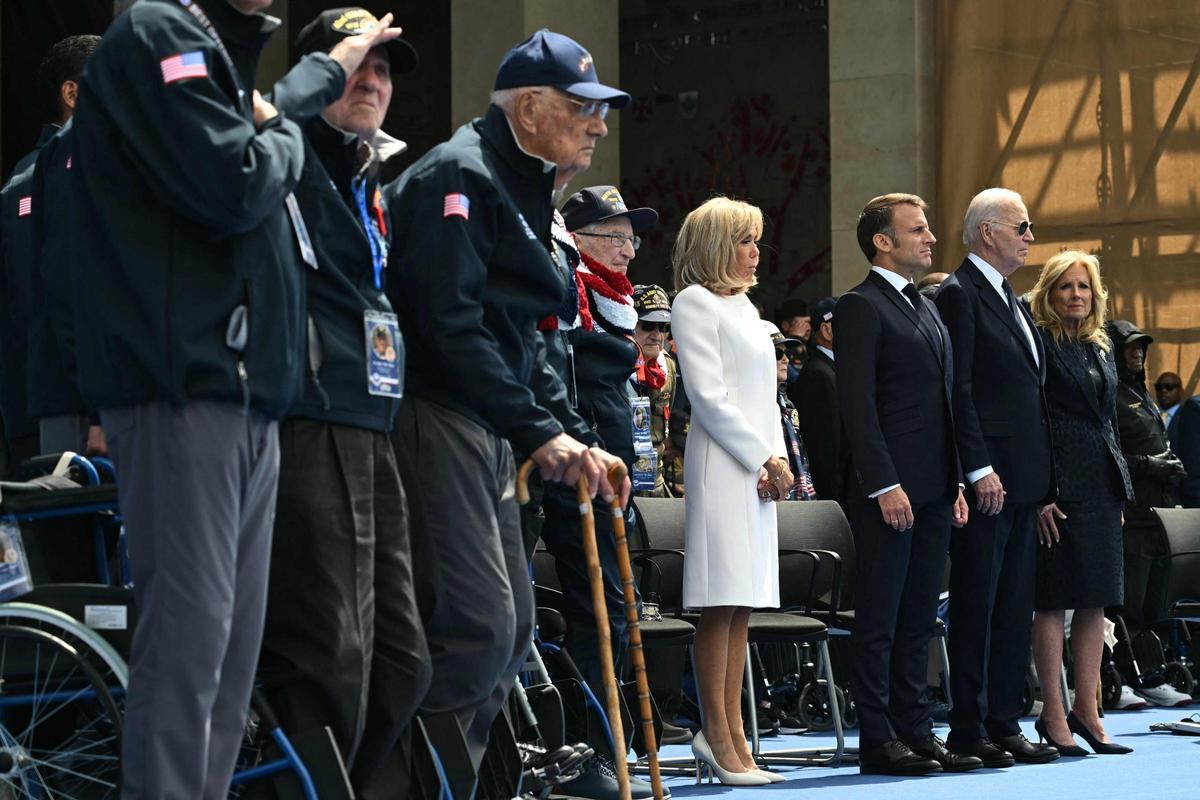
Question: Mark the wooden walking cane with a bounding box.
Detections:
[515,459,632,800]
[606,462,665,800]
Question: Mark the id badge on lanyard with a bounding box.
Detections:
[364,310,403,398]
[631,396,656,491]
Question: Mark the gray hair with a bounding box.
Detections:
[490,86,551,115]
[962,187,1025,247]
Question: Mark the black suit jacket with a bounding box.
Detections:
[835,270,960,505]
[1173,396,1200,507]
[791,348,852,506]
[1039,329,1133,503]
[934,259,1055,505]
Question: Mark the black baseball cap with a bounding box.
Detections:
[811,297,836,330]
[294,8,418,74]
[764,321,801,348]
[562,186,658,233]
[494,29,630,108]
[775,298,809,324]
[633,285,671,323]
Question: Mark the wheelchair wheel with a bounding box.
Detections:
[1100,663,1124,710]
[1164,662,1195,697]
[840,686,858,729]
[797,681,844,732]
[0,602,129,689]
[0,623,123,798]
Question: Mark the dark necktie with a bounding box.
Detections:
[1002,279,1038,364]
[902,283,943,359]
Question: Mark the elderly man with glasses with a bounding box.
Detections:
[384,29,631,784]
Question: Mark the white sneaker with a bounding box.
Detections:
[1134,684,1194,707]
[1114,684,1148,710]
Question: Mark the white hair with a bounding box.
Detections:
[962,187,1026,247]
[489,86,553,115]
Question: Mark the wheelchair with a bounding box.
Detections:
[0,453,335,800]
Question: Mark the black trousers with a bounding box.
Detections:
[946,500,1037,746]
[258,419,430,800]
[851,496,952,750]
[394,396,534,771]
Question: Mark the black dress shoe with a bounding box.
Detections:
[903,734,983,772]
[946,738,1015,768]
[859,739,942,775]
[991,733,1060,764]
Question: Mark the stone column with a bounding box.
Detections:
[828,0,935,295]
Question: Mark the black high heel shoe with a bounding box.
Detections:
[1033,717,1088,757]
[1066,711,1132,754]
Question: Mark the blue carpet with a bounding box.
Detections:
[648,707,1200,800]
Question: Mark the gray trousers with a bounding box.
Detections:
[102,400,279,800]
[394,396,534,770]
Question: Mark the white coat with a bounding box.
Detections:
[671,285,785,608]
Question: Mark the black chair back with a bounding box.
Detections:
[775,500,856,614]
[626,497,688,614]
[1147,508,1200,622]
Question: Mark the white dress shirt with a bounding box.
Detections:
[817,345,834,362]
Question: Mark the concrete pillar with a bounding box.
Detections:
[828,0,935,295]
[450,0,620,192]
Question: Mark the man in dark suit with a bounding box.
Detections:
[836,193,973,775]
[935,188,1059,767]
[792,296,852,509]
[1173,395,1200,507]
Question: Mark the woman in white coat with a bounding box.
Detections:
[671,197,794,785]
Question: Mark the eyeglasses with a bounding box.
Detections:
[988,219,1034,236]
[531,89,610,120]
[637,321,669,332]
[1154,382,1181,392]
[577,231,642,251]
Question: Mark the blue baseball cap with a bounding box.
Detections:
[494,29,631,109]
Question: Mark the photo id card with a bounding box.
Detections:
[631,396,653,455]
[364,310,403,398]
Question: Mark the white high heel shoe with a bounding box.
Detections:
[751,768,786,783]
[691,730,770,786]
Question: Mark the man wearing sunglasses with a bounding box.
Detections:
[935,187,1058,767]
[384,29,632,786]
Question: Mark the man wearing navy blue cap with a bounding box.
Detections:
[385,29,632,781]
[793,296,854,509]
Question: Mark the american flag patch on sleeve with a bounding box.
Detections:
[160,51,208,84]
[443,193,470,220]
[17,196,32,217]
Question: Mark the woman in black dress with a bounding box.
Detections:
[1029,250,1134,755]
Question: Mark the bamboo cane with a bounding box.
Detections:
[515,459,631,800]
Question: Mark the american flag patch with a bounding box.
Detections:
[160,51,208,84]
[443,193,470,220]
[17,196,32,217]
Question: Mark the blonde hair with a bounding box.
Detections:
[672,196,763,295]
[1029,249,1111,351]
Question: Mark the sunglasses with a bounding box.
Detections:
[988,219,1034,236]
[638,321,669,332]
[1154,382,1181,392]
[531,88,610,120]
[775,348,789,360]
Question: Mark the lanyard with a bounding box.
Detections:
[353,175,385,290]
[179,0,248,114]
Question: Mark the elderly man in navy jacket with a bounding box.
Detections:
[935,188,1059,767]
[385,30,631,782]
[72,2,399,796]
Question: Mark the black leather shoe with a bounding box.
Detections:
[859,739,942,775]
[903,734,983,772]
[991,733,1060,764]
[946,738,1015,769]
